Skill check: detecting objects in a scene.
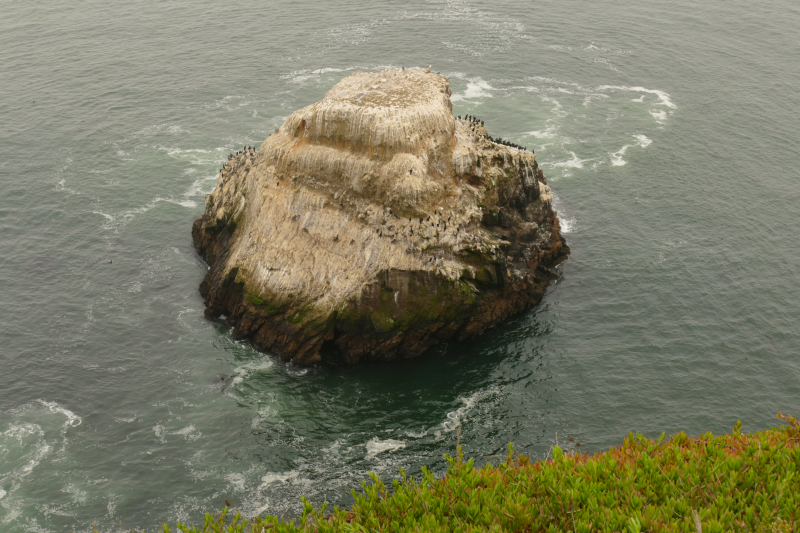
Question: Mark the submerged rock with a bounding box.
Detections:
[192,68,568,365]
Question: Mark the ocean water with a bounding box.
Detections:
[2,0,800,530]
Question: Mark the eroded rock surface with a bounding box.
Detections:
[192,68,568,364]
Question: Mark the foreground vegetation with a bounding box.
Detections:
[164,413,800,533]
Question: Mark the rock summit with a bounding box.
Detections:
[192,68,568,365]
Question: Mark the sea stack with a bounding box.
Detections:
[192,68,569,365]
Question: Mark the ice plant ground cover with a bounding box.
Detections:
[161,413,800,533]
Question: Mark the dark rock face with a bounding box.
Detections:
[192,68,568,365]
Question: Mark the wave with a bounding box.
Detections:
[650,110,668,122]
[610,134,653,166]
[451,78,494,101]
[552,152,590,169]
[37,400,82,430]
[559,214,575,234]
[595,85,676,109]
[0,400,82,514]
[437,387,500,437]
[365,437,406,459]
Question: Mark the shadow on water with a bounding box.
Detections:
[217,299,556,435]
[200,300,560,515]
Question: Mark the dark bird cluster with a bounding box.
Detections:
[457,114,533,154]
[460,114,484,127]
[220,145,257,174]
[487,136,530,152]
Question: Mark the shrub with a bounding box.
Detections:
[162,413,800,533]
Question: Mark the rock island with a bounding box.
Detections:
[192,68,568,365]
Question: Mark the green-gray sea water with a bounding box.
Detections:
[2,0,799,530]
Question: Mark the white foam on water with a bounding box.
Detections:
[0,488,6,500]
[172,425,203,442]
[37,400,82,429]
[632,95,646,103]
[232,358,275,380]
[540,96,566,117]
[249,469,315,516]
[225,473,246,492]
[53,158,82,196]
[164,198,197,208]
[559,216,575,234]
[286,366,309,377]
[153,424,166,443]
[552,152,589,169]
[650,110,668,122]
[523,125,559,139]
[437,387,500,439]
[164,147,213,156]
[583,94,610,107]
[284,67,356,85]
[610,145,630,166]
[365,437,406,459]
[133,124,185,138]
[595,85,676,109]
[451,78,493,102]
[0,421,53,498]
[185,175,219,198]
[250,406,278,430]
[634,134,653,148]
[205,95,252,111]
[95,194,201,231]
[611,134,653,166]
[259,470,301,488]
[224,357,277,397]
[92,211,115,224]
[63,483,88,505]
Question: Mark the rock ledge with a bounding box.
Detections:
[192,68,568,364]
